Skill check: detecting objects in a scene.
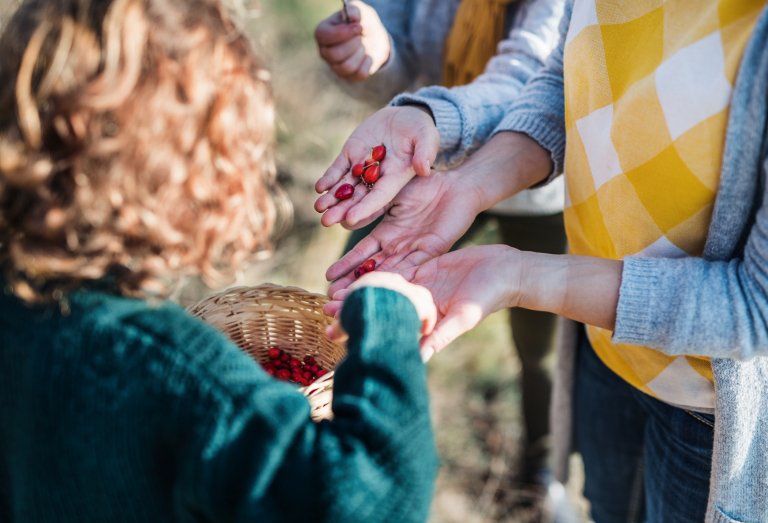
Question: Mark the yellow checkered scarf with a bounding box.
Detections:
[442,0,516,87]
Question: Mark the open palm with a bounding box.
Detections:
[411,245,521,359]
[314,105,439,228]
[325,169,482,303]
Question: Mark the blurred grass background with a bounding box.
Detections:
[0,0,587,520]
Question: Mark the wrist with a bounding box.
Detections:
[458,132,552,212]
[516,251,568,313]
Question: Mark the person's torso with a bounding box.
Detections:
[561,0,764,411]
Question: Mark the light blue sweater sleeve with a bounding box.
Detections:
[490,0,572,177]
[389,0,565,167]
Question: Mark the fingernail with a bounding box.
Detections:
[421,346,434,363]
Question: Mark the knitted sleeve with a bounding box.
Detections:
[612,8,768,359]
[390,0,565,168]
[489,0,572,178]
[188,287,437,523]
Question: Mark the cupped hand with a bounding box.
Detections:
[410,245,522,361]
[326,271,437,346]
[323,170,482,313]
[315,105,440,228]
[314,1,391,81]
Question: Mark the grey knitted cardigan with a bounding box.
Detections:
[496,2,768,521]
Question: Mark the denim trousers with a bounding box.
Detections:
[574,327,715,523]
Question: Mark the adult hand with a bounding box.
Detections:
[328,245,523,361]
[323,170,482,312]
[410,245,522,361]
[315,105,440,228]
[326,271,437,345]
[314,1,391,81]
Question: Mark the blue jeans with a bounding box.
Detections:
[574,328,715,523]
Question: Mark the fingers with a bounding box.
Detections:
[323,298,344,318]
[412,127,440,177]
[342,207,385,230]
[314,16,361,47]
[325,319,348,343]
[315,137,370,197]
[318,182,367,227]
[419,301,484,356]
[318,36,362,65]
[326,234,380,282]
[344,167,414,226]
[330,45,367,79]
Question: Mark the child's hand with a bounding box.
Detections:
[326,272,437,357]
[315,105,439,228]
[314,1,391,81]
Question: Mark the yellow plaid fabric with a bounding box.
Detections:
[562,0,764,410]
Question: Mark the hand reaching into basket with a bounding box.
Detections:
[314,105,440,228]
[327,271,437,345]
[324,169,482,301]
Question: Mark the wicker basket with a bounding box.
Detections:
[186,284,347,421]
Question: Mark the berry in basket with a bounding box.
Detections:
[262,347,329,386]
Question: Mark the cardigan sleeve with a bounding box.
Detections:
[389,0,565,168]
[188,287,437,523]
[612,7,768,359]
[326,0,419,107]
[489,0,572,178]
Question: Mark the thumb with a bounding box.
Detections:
[419,302,483,356]
[412,127,439,177]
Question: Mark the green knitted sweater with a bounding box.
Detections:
[0,285,437,522]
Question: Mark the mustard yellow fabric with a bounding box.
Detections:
[443,0,516,87]
[562,0,764,410]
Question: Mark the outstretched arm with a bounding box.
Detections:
[190,283,439,523]
[315,0,570,228]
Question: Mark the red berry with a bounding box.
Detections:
[362,163,380,185]
[290,358,301,368]
[354,266,365,279]
[352,163,365,177]
[277,369,291,380]
[335,183,354,200]
[309,364,319,373]
[317,369,328,377]
[364,157,376,169]
[361,258,376,273]
[304,355,316,365]
[371,144,386,162]
[281,353,290,362]
[267,347,280,359]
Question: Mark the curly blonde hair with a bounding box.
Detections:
[0,0,288,302]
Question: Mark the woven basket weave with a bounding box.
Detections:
[186,284,347,421]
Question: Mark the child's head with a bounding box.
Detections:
[0,0,285,301]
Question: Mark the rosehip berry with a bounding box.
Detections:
[361,258,376,272]
[290,358,301,368]
[362,163,380,185]
[335,183,354,200]
[354,258,376,279]
[281,353,290,362]
[277,369,291,380]
[304,355,316,365]
[267,347,280,360]
[317,369,328,377]
[364,157,376,169]
[352,163,365,177]
[371,144,386,162]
